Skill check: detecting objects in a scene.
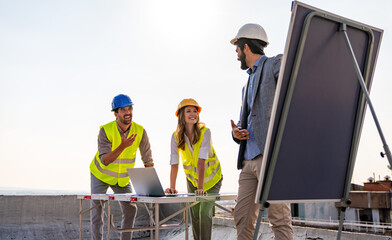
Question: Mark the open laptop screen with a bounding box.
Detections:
[127,168,166,197]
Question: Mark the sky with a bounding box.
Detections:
[0,0,391,194]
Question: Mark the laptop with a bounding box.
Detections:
[127,167,169,197]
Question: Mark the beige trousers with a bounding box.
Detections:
[234,155,294,240]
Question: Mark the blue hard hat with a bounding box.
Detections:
[111,94,133,111]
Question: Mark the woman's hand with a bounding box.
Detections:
[165,188,178,194]
[195,188,206,195]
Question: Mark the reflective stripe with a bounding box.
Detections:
[94,158,129,178]
[112,158,135,164]
[205,162,220,182]
[183,158,216,171]
[185,173,198,183]
[175,127,222,190]
[184,162,221,183]
[94,158,118,177]
[118,172,129,178]
[183,164,192,170]
[206,159,216,168]
[183,164,197,173]
[90,121,144,187]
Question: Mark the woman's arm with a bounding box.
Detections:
[195,158,206,195]
[165,164,179,194]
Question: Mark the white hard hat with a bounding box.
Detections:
[230,23,269,46]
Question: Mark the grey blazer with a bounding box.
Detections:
[235,54,282,169]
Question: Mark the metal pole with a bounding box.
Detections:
[341,23,392,167]
[155,203,159,240]
[149,203,153,240]
[185,203,189,240]
[107,202,111,240]
[337,207,346,240]
[253,204,266,240]
[79,199,82,240]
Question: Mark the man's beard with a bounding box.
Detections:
[239,52,248,70]
[119,114,132,125]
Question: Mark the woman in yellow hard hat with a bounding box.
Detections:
[165,98,222,240]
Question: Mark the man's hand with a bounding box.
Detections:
[120,133,137,148]
[231,120,249,140]
[102,133,137,166]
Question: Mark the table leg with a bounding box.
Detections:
[185,202,189,240]
[155,203,159,240]
[79,199,82,240]
[149,203,153,240]
[107,202,111,240]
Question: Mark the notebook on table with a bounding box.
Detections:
[127,167,176,197]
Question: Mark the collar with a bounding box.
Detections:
[116,121,131,134]
[247,55,265,75]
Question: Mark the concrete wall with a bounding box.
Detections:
[0,195,87,224]
[1,195,391,240]
[0,195,180,239]
[303,201,339,221]
[348,191,391,208]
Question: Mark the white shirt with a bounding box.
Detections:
[170,128,212,165]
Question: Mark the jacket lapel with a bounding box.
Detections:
[240,80,249,129]
[251,56,267,105]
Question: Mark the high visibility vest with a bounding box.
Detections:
[90,120,144,187]
[175,127,222,191]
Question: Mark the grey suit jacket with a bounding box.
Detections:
[235,54,283,169]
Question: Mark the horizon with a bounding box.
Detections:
[1,0,391,195]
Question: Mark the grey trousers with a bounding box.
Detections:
[90,173,137,240]
[186,178,222,240]
[234,155,294,240]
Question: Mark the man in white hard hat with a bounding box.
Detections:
[230,24,294,240]
[89,94,154,240]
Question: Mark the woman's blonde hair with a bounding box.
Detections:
[176,106,205,150]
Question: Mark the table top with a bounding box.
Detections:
[77,193,237,203]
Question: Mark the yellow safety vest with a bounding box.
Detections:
[90,120,144,187]
[175,127,222,191]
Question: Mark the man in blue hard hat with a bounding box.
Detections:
[89,94,154,240]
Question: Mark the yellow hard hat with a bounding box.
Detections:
[175,98,202,117]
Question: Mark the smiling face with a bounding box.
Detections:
[115,106,133,126]
[183,106,199,126]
